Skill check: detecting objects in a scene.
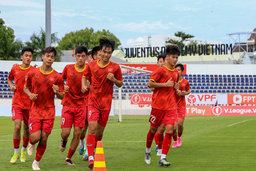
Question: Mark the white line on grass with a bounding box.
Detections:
[227,118,256,127]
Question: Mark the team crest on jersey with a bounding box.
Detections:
[108,68,113,72]
[15,72,19,74]
[49,77,55,81]
[93,69,97,72]
[35,75,39,79]
[166,73,169,75]
[70,73,74,76]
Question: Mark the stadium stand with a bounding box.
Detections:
[1,70,256,99]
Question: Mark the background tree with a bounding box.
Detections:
[58,27,121,50]
[25,28,63,61]
[0,18,24,60]
[165,31,195,47]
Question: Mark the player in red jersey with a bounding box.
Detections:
[59,46,88,165]
[8,47,35,164]
[153,53,167,156]
[172,63,190,148]
[86,50,93,63]
[145,45,180,166]
[82,37,123,169]
[78,46,101,160]
[24,47,64,170]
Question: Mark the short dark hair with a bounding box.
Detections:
[88,50,92,56]
[157,53,167,62]
[42,46,57,56]
[22,47,34,55]
[99,37,115,52]
[175,63,184,71]
[75,45,88,55]
[91,46,100,59]
[166,44,180,56]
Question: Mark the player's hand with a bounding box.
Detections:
[10,86,16,92]
[176,90,182,96]
[174,82,179,90]
[107,73,115,82]
[29,93,38,101]
[150,88,155,92]
[52,84,59,93]
[81,86,88,93]
[64,85,69,93]
[165,78,174,87]
[180,91,186,96]
[86,80,91,89]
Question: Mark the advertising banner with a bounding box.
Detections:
[228,94,256,105]
[185,94,227,105]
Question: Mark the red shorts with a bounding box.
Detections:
[61,106,86,128]
[29,118,54,134]
[12,107,29,126]
[177,108,186,120]
[88,105,110,127]
[84,106,88,125]
[149,108,176,128]
[175,109,178,123]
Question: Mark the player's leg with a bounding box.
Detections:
[177,118,185,147]
[81,124,89,160]
[172,122,178,148]
[65,107,85,165]
[60,106,73,152]
[27,118,41,157]
[32,119,54,170]
[145,108,162,164]
[20,109,30,162]
[156,124,165,156]
[159,110,176,167]
[154,128,159,152]
[79,106,88,156]
[87,105,100,169]
[10,119,22,164]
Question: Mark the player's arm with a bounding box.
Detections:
[107,73,122,87]
[24,86,38,101]
[53,76,65,100]
[181,81,190,96]
[7,67,16,92]
[81,76,90,93]
[148,79,174,88]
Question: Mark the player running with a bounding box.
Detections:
[172,63,190,148]
[24,47,64,170]
[59,46,88,165]
[8,47,35,164]
[78,46,101,160]
[153,53,167,156]
[81,37,123,169]
[144,45,180,166]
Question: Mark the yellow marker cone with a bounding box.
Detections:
[93,141,107,171]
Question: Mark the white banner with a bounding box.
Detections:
[185,94,227,105]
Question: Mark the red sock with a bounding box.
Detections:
[146,130,155,148]
[35,143,47,162]
[67,148,76,159]
[95,135,103,148]
[29,136,35,145]
[80,135,85,140]
[173,131,177,141]
[23,136,29,148]
[87,134,95,158]
[154,133,159,146]
[162,133,173,155]
[178,132,183,137]
[157,134,164,150]
[13,139,20,149]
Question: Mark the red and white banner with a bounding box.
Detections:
[211,106,256,116]
[120,64,187,75]
[186,106,212,116]
[131,94,152,104]
[185,94,227,105]
[228,94,256,104]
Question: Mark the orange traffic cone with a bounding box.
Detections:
[93,141,107,171]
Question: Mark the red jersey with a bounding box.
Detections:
[176,79,190,109]
[61,64,87,108]
[24,67,64,119]
[150,66,179,110]
[8,65,35,109]
[83,60,123,110]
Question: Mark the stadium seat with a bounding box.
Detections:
[226,90,230,93]
[217,90,221,93]
[231,90,235,93]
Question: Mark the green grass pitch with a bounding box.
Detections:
[0,115,256,171]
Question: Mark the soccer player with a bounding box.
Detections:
[172,63,190,148]
[86,50,93,63]
[153,53,166,155]
[91,46,101,60]
[144,45,180,166]
[8,47,35,164]
[59,46,88,165]
[82,37,123,169]
[24,47,64,170]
